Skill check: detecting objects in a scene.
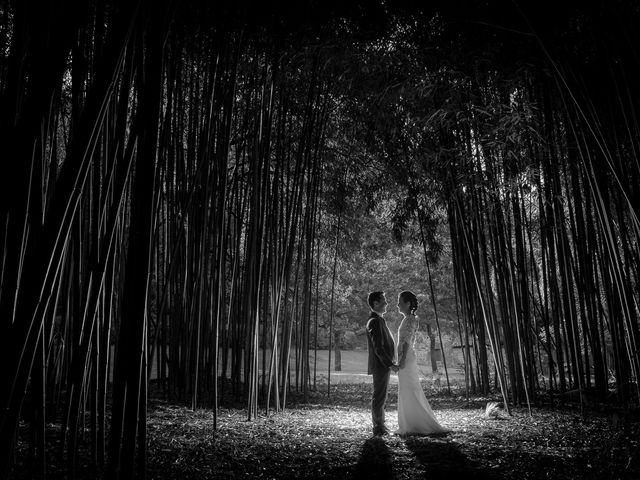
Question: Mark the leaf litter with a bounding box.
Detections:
[146,383,640,479]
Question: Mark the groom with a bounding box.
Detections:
[366,291,398,436]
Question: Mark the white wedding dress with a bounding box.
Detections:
[396,315,448,435]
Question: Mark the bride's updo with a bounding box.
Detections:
[399,290,418,315]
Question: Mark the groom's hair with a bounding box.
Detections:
[367,291,385,309]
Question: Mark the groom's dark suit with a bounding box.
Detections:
[366,311,396,433]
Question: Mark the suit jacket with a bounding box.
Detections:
[366,312,396,375]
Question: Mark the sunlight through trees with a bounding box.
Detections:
[0,0,638,478]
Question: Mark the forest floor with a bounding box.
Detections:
[144,383,640,480]
[10,382,640,479]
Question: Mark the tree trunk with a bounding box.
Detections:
[334,331,342,372]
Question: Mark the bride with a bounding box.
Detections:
[395,290,449,435]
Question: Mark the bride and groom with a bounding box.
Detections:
[366,290,449,436]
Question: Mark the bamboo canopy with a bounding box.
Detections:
[0,0,638,478]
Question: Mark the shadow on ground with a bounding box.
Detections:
[353,433,494,480]
[404,435,495,479]
[354,436,395,479]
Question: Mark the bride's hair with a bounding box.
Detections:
[399,290,418,315]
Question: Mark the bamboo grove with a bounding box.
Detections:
[446,29,639,412]
[0,0,331,477]
[1,0,639,478]
[346,4,640,411]
[440,66,640,411]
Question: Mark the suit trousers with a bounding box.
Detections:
[371,368,391,430]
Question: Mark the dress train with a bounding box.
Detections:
[396,316,448,435]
